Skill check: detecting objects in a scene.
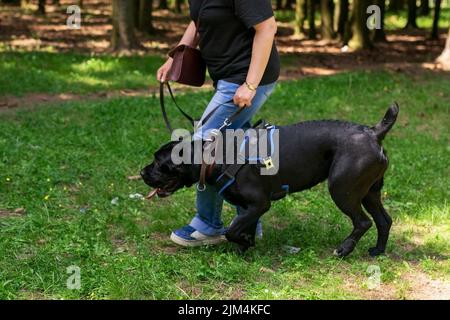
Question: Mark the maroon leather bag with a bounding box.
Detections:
[167,44,206,87]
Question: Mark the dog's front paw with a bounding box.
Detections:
[368,246,385,257]
[225,230,255,249]
[236,244,249,255]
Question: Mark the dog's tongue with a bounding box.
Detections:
[145,189,159,200]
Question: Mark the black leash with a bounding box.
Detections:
[159,82,195,132]
[159,81,244,134]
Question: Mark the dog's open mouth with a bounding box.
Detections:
[146,188,170,199]
[145,181,178,200]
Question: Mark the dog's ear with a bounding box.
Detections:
[156,141,179,155]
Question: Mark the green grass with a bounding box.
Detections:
[0,51,165,96]
[0,70,449,299]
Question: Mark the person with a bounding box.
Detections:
[156,0,280,247]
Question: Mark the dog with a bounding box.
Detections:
[141,103,399,257]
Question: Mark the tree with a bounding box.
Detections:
[276,0,283,10]
[389,0,405,11]
[294,0,307,38]
[431,0,442,40]
[348,0,372,50]
[419,0,430,16]
[373,0,386,42]
[307,0,317,39]
[2,0,21,5]
[320,0,335,41]
[436,27,450,70]
[138,0,154,34]
[175,0,183,13]
[285,0,296,10]
[111,0,141,52]
[159,0,167,10]
[404,0,418,29]
[334,0,349,41]
[37,0,45,14]
[132,0,140,29]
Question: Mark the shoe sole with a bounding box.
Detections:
[170,232,227,247]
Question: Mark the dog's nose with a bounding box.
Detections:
[140,170,146,178]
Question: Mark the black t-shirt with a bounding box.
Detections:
[189,0,280,86]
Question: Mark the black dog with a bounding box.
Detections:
[141,104,399,257]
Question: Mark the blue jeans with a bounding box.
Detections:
[189,80,277,236]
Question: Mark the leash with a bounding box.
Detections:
[159,81,244,133]
[160,82,195,132]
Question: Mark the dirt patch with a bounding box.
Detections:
[176,280,204,298]
[0,207,26,218]
[342,268,450,300]
[342,277,398,300]
[403,271,450,300]
[0,84,214,112]
[150,231,181,255]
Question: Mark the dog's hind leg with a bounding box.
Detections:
[362,179,392,257]
[328,163,374,257]
[329,193,373,257]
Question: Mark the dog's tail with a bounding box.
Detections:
[371,103,399,143]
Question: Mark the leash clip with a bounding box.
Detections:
[218,118,231,131]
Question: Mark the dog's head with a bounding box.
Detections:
[140,141,194,198]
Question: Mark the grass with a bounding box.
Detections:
[0,69,449,299]
[0,51,165,96]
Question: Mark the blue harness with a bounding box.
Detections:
[215,122,289,198]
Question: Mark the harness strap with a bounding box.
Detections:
[215,163,245,196]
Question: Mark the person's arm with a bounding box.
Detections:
[157,21,199,83]
[233,17,277,108]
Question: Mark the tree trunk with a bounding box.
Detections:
[419,0,430,16]
[295,0,307,38]
[285,0,295,10]
[132,0,140,28]
[349,0,372,50]
[373,0,387,42]
[37,0,45,14]
[436,27,450,70]
[138,0,154,34]
[404,0,418,29]
[334,0,349,41]
[307,0,317,39]
[276,0,283,10]
[159,0,168,10]
[389,0,405,12]
[2,0,21,5]
[320,0,335,41]
[431,0,442,40]
[175,0,183,13]
[111,0,141,52]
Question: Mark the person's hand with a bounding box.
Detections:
[156,57,174,83]
[233,84,257,108]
